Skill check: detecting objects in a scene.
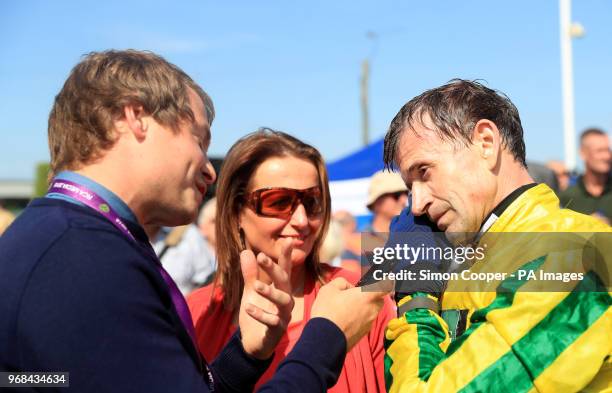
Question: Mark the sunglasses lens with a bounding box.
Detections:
[392,191,407,200]
[251,187,322,218]
[259,189,295,216]
[302,189,322,216]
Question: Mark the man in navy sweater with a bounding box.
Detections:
[0,50,386,392]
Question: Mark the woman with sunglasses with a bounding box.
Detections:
[188,129,395,392]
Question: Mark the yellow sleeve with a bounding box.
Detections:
[385,268,611,392]
[384,294,450,392]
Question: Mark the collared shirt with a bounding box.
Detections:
[478,183,538,235]
[559,175,612,220]
[151,225,217,295]
[47,171,138,224]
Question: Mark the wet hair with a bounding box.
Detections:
[384,79,527,169]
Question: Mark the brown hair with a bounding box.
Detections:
[214,128,331,310]
[384,79,527,169]
[48,49,214,181]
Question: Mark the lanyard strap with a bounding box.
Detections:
[47,179,198,345]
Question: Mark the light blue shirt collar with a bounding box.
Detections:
[46,171,138,224]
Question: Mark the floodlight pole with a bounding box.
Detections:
[360,31,378,147]
[559,0,581,171]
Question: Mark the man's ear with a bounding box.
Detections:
[116,104,148,141]
[472,119,500,168]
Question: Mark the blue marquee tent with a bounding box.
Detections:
[326,138,385,228]
[327,139,384,181]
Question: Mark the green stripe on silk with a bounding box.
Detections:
[510,271,610,379]
[384,338,395,392]
[441,309,460,341]
[445,255,547,358]
[459,271,610,393]
[458,349,534,393]
[407,309,447,381]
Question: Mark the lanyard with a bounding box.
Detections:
[47,179,198,346]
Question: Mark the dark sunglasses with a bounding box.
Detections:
[387,191,408,200]
[245,186,323,218]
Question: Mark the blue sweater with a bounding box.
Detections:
[0,198,346,392]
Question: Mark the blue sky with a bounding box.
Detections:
[2,0,611,179]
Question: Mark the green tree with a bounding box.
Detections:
[34,162,50,197]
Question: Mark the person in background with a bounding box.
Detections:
[0,205,15,236]
[198,197,218,253]
[332,210,362,272]
[361,170,409,265]
[560,128,612,224]
[319,218,344,267]
[188,129,395,392]
[526,161,559,193]
[546,160,571,192]
[190,197,219,286]
[146,222,216,295]
[366,171,409,234]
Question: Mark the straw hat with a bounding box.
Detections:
[366,170,407,208]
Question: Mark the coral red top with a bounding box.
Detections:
[187,265,395,392]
